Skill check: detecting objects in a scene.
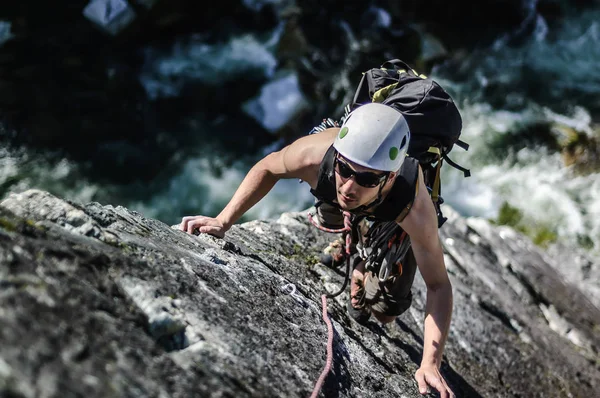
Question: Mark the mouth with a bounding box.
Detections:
[339,192,356,203]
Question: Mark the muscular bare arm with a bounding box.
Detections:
[399,167,454,397]
[179,128,339,236]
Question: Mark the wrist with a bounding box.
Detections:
[420,356,441,369]
[216,214,233,230]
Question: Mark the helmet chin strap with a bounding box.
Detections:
[351,173,390,215]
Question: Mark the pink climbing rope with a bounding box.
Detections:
[310,294,335,398]
[307,210,353,397]
[307,212,347,234]
[307,210,353,248]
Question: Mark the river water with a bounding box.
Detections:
[1,5,599,256]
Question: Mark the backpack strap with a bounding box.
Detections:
[443,153,471,178]
[369,157,419,221]
[455,139,470,151]
[351,72,368,107]
[443,139,471,177]
[310,145,339,205]
[380,59,426,78]
[394,179,419,223]
[426,147,443,203]
[424,147,450,228]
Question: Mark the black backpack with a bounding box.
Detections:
[346,59,471,227]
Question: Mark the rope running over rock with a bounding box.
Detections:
[306,210,353,397]
[309,294,335,398]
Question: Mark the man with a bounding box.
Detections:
[180,103,455,397]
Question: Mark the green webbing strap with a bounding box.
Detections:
[372,83,398,103]
[427,147,442,203]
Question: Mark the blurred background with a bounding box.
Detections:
[1,0,599,256]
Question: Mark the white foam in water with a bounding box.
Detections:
[129,154,314,225]
[0,147,99,205]
[139,30,281,100]
[483,152,585,236]
[129,157,246,221]
[367,6,392,29]
[0,147,18,183]
[0,21,12,46]
[437,8,600,253]
[544,106,594,136]
[443,100,600,252]
[249,179,315,221]
[477,9,600,99]
[4,6,600,259]
[83,0,136,36]
[242,73,309,133]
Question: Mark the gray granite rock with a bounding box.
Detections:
[0,189,598,397]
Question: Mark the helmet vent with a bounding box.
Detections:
[400,136,407,149]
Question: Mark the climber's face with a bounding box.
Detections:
[334,155,390,210]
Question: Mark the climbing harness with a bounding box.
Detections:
[308,203,411,299]
[307,208,355,299]
[359,221,411,282]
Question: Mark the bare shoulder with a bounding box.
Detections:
[279,128,338,186]
[285,128,338,164]
[398,167,439,244]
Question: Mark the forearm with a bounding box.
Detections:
[421,282,453,368]
[217,162,279,229]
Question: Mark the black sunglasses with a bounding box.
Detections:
[335,157,389,188]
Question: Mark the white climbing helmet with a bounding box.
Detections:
[333,103,411,172]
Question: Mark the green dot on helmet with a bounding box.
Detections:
[339,127,349,139]
[389,147,399,160]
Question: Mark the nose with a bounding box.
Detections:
[340,175,359,190]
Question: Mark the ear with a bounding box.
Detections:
[386,172,397,186]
